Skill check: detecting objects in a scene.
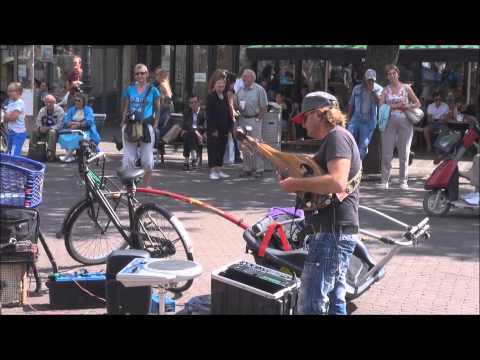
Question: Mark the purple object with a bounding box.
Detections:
[268,207,304,219]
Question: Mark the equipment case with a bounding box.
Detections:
[46,271,106,310]
[211,260,300,315]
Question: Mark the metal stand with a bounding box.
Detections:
[32,229,59,292]
[158,287,166,315]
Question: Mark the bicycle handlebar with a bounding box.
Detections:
[86,151,106,164]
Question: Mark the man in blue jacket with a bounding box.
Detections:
[346,69,383,160]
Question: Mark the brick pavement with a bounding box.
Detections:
[2,124,478,315]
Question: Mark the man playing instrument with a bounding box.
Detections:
[279,91,362,315]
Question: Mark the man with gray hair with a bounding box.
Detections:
[235,69,269,178]
[346,69,383,160]
[32,94,65,161]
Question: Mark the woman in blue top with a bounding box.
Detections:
[61,92,100,162]
[4,82,27,156]
[121,63,160,188]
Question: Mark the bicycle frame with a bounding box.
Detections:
[60,142,137,247]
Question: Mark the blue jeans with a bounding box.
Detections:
[297,232,358,315]
[347,119,376,161]
[7,130,27,157]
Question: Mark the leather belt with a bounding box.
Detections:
[311,224,359,234]
[242,115,258,118]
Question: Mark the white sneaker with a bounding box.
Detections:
[378,182,389,189]
[60,154,75,163]
[399,183,409,190]
[209,171,220,180]
[217,170,230,179]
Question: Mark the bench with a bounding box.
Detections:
[155,113,204,167]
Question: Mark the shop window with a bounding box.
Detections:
[192,45,209,104]
[174,45,187,105]
[217,46,233,72]
[105,48,120,93]
[90,48,104,96]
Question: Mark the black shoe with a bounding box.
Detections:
[183,163,190,171]
[239,170,253,178]
[191,159,198,169]
[409,151,415,166]
[254,171,264,178]
[46,150,56,162]
[135,159,141,167]
[113,136,123,151]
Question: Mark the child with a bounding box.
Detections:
[5,82,27,156]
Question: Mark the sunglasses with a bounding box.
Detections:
[135,72,146,76]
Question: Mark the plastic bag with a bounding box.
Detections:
[223,132,235,164]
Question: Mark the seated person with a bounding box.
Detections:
[181,95,205,170]
[424,91,449,152]
[31,94,65,161]
[59,93,100,162]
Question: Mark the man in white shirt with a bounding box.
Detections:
[424,91,450,152]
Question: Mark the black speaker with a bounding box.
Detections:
[362,128,382,174]
[105,249,152,315]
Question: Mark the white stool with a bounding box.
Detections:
[117,258,202,315]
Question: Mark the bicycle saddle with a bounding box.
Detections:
[116,168,145,185]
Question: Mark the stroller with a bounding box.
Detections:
[243,206,430,300]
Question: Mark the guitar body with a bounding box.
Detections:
[235,127,342,210]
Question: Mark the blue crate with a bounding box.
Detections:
[0,153,46,208]
[149,293,175,314]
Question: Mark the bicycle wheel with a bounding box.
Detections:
[65,197,130,265]
[133,203,194,293]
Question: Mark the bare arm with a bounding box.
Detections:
[347,103,353,121]
[153,96,160,128]
[279,158,351,195]
[6,110,21,122]
[121,98,129,127]
[258,106,267,120]
[406,86,421,108]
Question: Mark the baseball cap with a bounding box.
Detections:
[292,91,339,124]
[364,69,376,81]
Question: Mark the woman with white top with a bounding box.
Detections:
[379,65,421,190]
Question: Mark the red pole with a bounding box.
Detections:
[137,187,250,230]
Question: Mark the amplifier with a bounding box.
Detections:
[105,250,152,315]
[46,271,106,310]
[211,260,300,315]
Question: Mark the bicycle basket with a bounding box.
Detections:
[0,153,46,208]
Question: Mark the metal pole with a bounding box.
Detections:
[324,60,329,92]
[467,62,472,105]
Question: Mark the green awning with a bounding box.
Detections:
[246,45,480,62]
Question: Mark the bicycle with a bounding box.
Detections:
[56,139,195,292]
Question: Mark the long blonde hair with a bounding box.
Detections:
[155,67,172,99]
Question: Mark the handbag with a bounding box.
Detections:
[404,84,424,125]
[405,107,424,125]
[0,206,39,246]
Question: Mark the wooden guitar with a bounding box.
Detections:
[235,127,351,211]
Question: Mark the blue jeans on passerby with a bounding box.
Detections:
[297,232,358,315]
[347,118,376,161]
[7,130,27,157]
